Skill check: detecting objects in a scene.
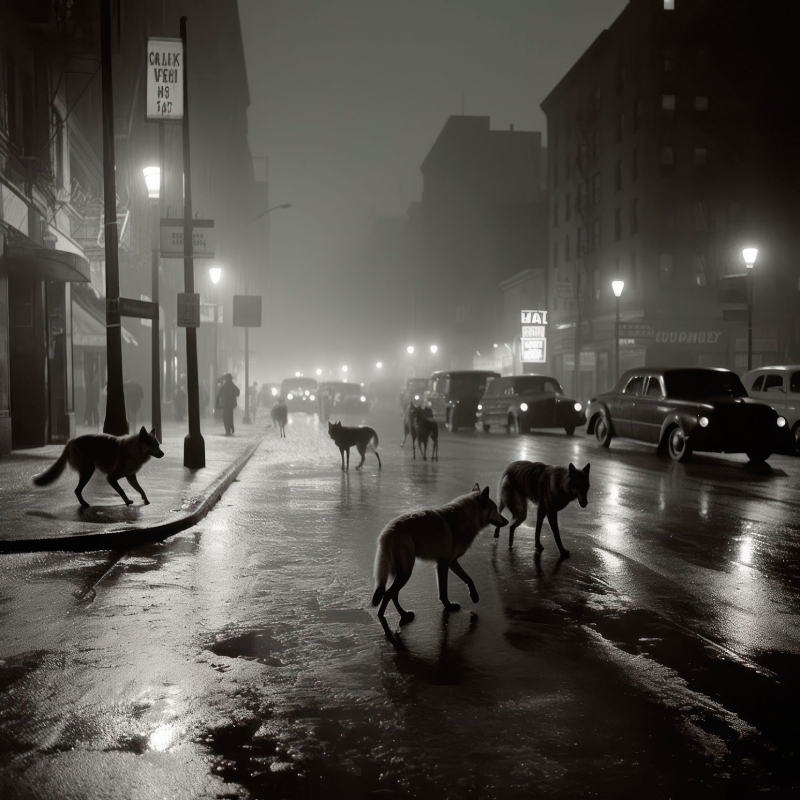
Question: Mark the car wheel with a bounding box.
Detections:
[667,426,692,462]
[746,448,772,464]
[565,426,575,436]
[482,424,490,432]
[594,414,612,448]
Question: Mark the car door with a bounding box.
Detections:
[788,371,800,431]
[630,376,665,443]
[761,373,788,419]
[481,378,506,424]
[526,379,559,428]
[616,374,646,437]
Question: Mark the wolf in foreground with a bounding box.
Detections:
[371,484,508,623]
[496,460,590,557]
[270,399,288,437]
[328,421,381,471]
[33,427,164,508]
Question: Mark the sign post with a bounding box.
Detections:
[146,38,184,121]
[160,218,215,258]
[233,296,262,424]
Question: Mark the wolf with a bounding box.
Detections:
[410,405,438,461]
[328,421,381,471]
[371,484,507,623]
[401,402,416,448]
[270,399,288,437]
[32,427,165,509]
[495,461,590,557]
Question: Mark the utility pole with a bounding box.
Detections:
[100,0,127,435]
[181,16,205,468]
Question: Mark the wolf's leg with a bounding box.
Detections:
[534,505,547,551]
[340,448,346,471]
[411,433,416,459]
[370,444,382,469]
[346,448,350,471]
[508,493,528,548]
[546,510,570,557]
[381,571,415,624]
[449,559,479,603]
[355,443,366,471]
[436,559,460,612]
[126,474,149,504]
[107,474,133,505]
[421,438,427,460]
[75,467,95,509]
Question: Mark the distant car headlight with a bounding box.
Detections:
[310,394,315,401]
[574,402,582,412]
[287,392,294,400]
[360,395,366,402]
[777,416,787,428]
[477,404,482,411]
[304,390,310,397]
[520,403,528,412]
[414,395,419,400]
[699,416,709,428]
[271,388,278,396]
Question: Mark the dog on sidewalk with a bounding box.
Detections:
[32,427,164,509]
[328,421,381,471]
[409,405,438,461]
[496,460,590,557]
[371,484,507,623]
[270,398,288,437]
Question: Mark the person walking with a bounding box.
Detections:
[215,373,240,435]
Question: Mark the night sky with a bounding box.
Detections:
[238,0,628,379]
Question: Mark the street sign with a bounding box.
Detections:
[177,293,200,327]
[160,219,215,258]
[233,295,262,327]
[521,338,546,363]
[119,296,157,320]
[521,310,548,325]
[146,38,184,121]
[522,325,546,339]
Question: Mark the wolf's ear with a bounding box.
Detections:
[480,485,490,504]
[150,427,157,437]
[568,463,577,477]
[139,426,148,437]
[583,463,590,475]
[472,482,481,493]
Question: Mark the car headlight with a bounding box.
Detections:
[304,390,310,397]
[477,404,482,411]
[520,403,528,412]
[310,394,315,401]
[699,416,709,428]
[271,388,278,396]
[360,395,366,402]
[777,416,787,428]
[287,392,294,400]
[414,395,419,400]
[574,402,582,412]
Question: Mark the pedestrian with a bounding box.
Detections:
[215,373,240,435]
[123,379,144,430]
[249,381,259,422]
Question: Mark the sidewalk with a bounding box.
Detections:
[0,416,268,553]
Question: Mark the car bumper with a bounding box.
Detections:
[688,426,793,455]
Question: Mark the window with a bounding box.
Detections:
[615,208,622,241]
[565,234,571,262]
[565,192,571,221]
[594,86,602,112]
[695,96,709,111]
[616,66,625,96]
[693,255,707,286]
[694,147,707,165]
[659,253,674,284]
[615,159,622,191]
[591,219,601,251]
[664,0,675,9]
[750,375,764,392]
[664,56,676,73]
[592,172,601,205]
[764,375,785,394]
[631,198,640,234]
[593,130,601,158]
[554,240,559,268]
[624,376,646,395]
[632,148,639,180]
[791,372,800,393]
[616,112,624,143]
[633,99,640,130]
[646,378,665,398]
[578,182,587,210]
[565,151,572,179]
[579,143,588,172]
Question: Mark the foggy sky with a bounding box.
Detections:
[238,0,628,381]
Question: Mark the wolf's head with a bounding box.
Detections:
[568,463,590,508]
[472,483,508,529]
[328,421,342,439]
[139,426,164,459]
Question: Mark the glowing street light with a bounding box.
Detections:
[316,368,322,376]
[142,165,161,199]
[209,266,222,284]
[407,345,415,355]
[295,371,302,378]
[430,344,438,354]
[743,248,758,269]
[612,280,625,381]
[743,247,758,370]
[342,365,348,373]
[376,361,383,369]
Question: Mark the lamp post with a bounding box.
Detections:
[209,266,222,398]
[143,165,163,441]
[612,280,625,382]
[743,247,758,371]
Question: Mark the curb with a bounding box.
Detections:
[0,436,265,555]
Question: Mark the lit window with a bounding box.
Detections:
[694,147,707,165]
[662,94,676,111]
[695,96,709,111]
[664,0,675,9]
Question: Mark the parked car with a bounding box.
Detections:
[425,370,500,432]
[585,367,792,463]
[279,377,318,414]
[321,381,372,414]
[400,378,431,410]
[477,374,586,435]
[742,365,800,453]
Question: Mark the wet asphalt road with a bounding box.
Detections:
[0,405,798,798]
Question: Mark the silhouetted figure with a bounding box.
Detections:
[249,381,259,422]
[123,380,144,430]
[271,397,288,437]
[216,373,240,435]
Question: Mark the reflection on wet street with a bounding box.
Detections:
[0,407,798,797]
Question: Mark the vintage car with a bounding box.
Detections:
[425,370,500,432]
[400,378,431,410]
[476,374,586,435]
[742,365,800,453]
[279,377,318,414]
[585,367,792,463]
[321,381,372,415]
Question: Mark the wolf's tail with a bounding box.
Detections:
[371,535,392,606]
[33,445,70,486]
[371,431,379,449]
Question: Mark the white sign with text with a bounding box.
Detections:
[146,38,184,120]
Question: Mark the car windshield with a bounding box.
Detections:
[407,380,428,391]
[513,376,563,395]
[449,375,494,395]
[663,370,747,398]
[281,378,318,394]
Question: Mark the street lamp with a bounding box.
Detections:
[743,247,758,370]
[316,368,322,376]
[208,266,222,396]
[612,280,625,382]
[246,203,293,227]
[342,365,348,373]
[407,345,415,355]
[430,344,438,354]
[376,361,383,369]
[142,165,162,441]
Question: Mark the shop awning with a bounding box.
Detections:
[73,300,138,348]
[2,238,90,282]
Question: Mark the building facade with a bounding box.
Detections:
[541,0,800,401]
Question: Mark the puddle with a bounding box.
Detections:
[209,629,285,665]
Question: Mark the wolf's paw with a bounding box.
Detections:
[143,498,150,505]
[444,602,461,612]
[494,529,500,538]
[469,589,479,603]
[558,549,571,559]
[535,543,544,551]
[124,499,134,506]
[399,611,415,625]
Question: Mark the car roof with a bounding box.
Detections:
[431,370,500,378]
[743,365,800,373]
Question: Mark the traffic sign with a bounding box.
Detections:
[177,293,200,327]
[146,38,184,121]
[160,219,215,258]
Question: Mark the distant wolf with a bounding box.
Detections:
[328,421,381,471]
[32,427,165,509]
[409,404,438,461]
[401,402,416,447]
[371,484,508,623]
[496,460,590,557]
[270,399,288,437]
